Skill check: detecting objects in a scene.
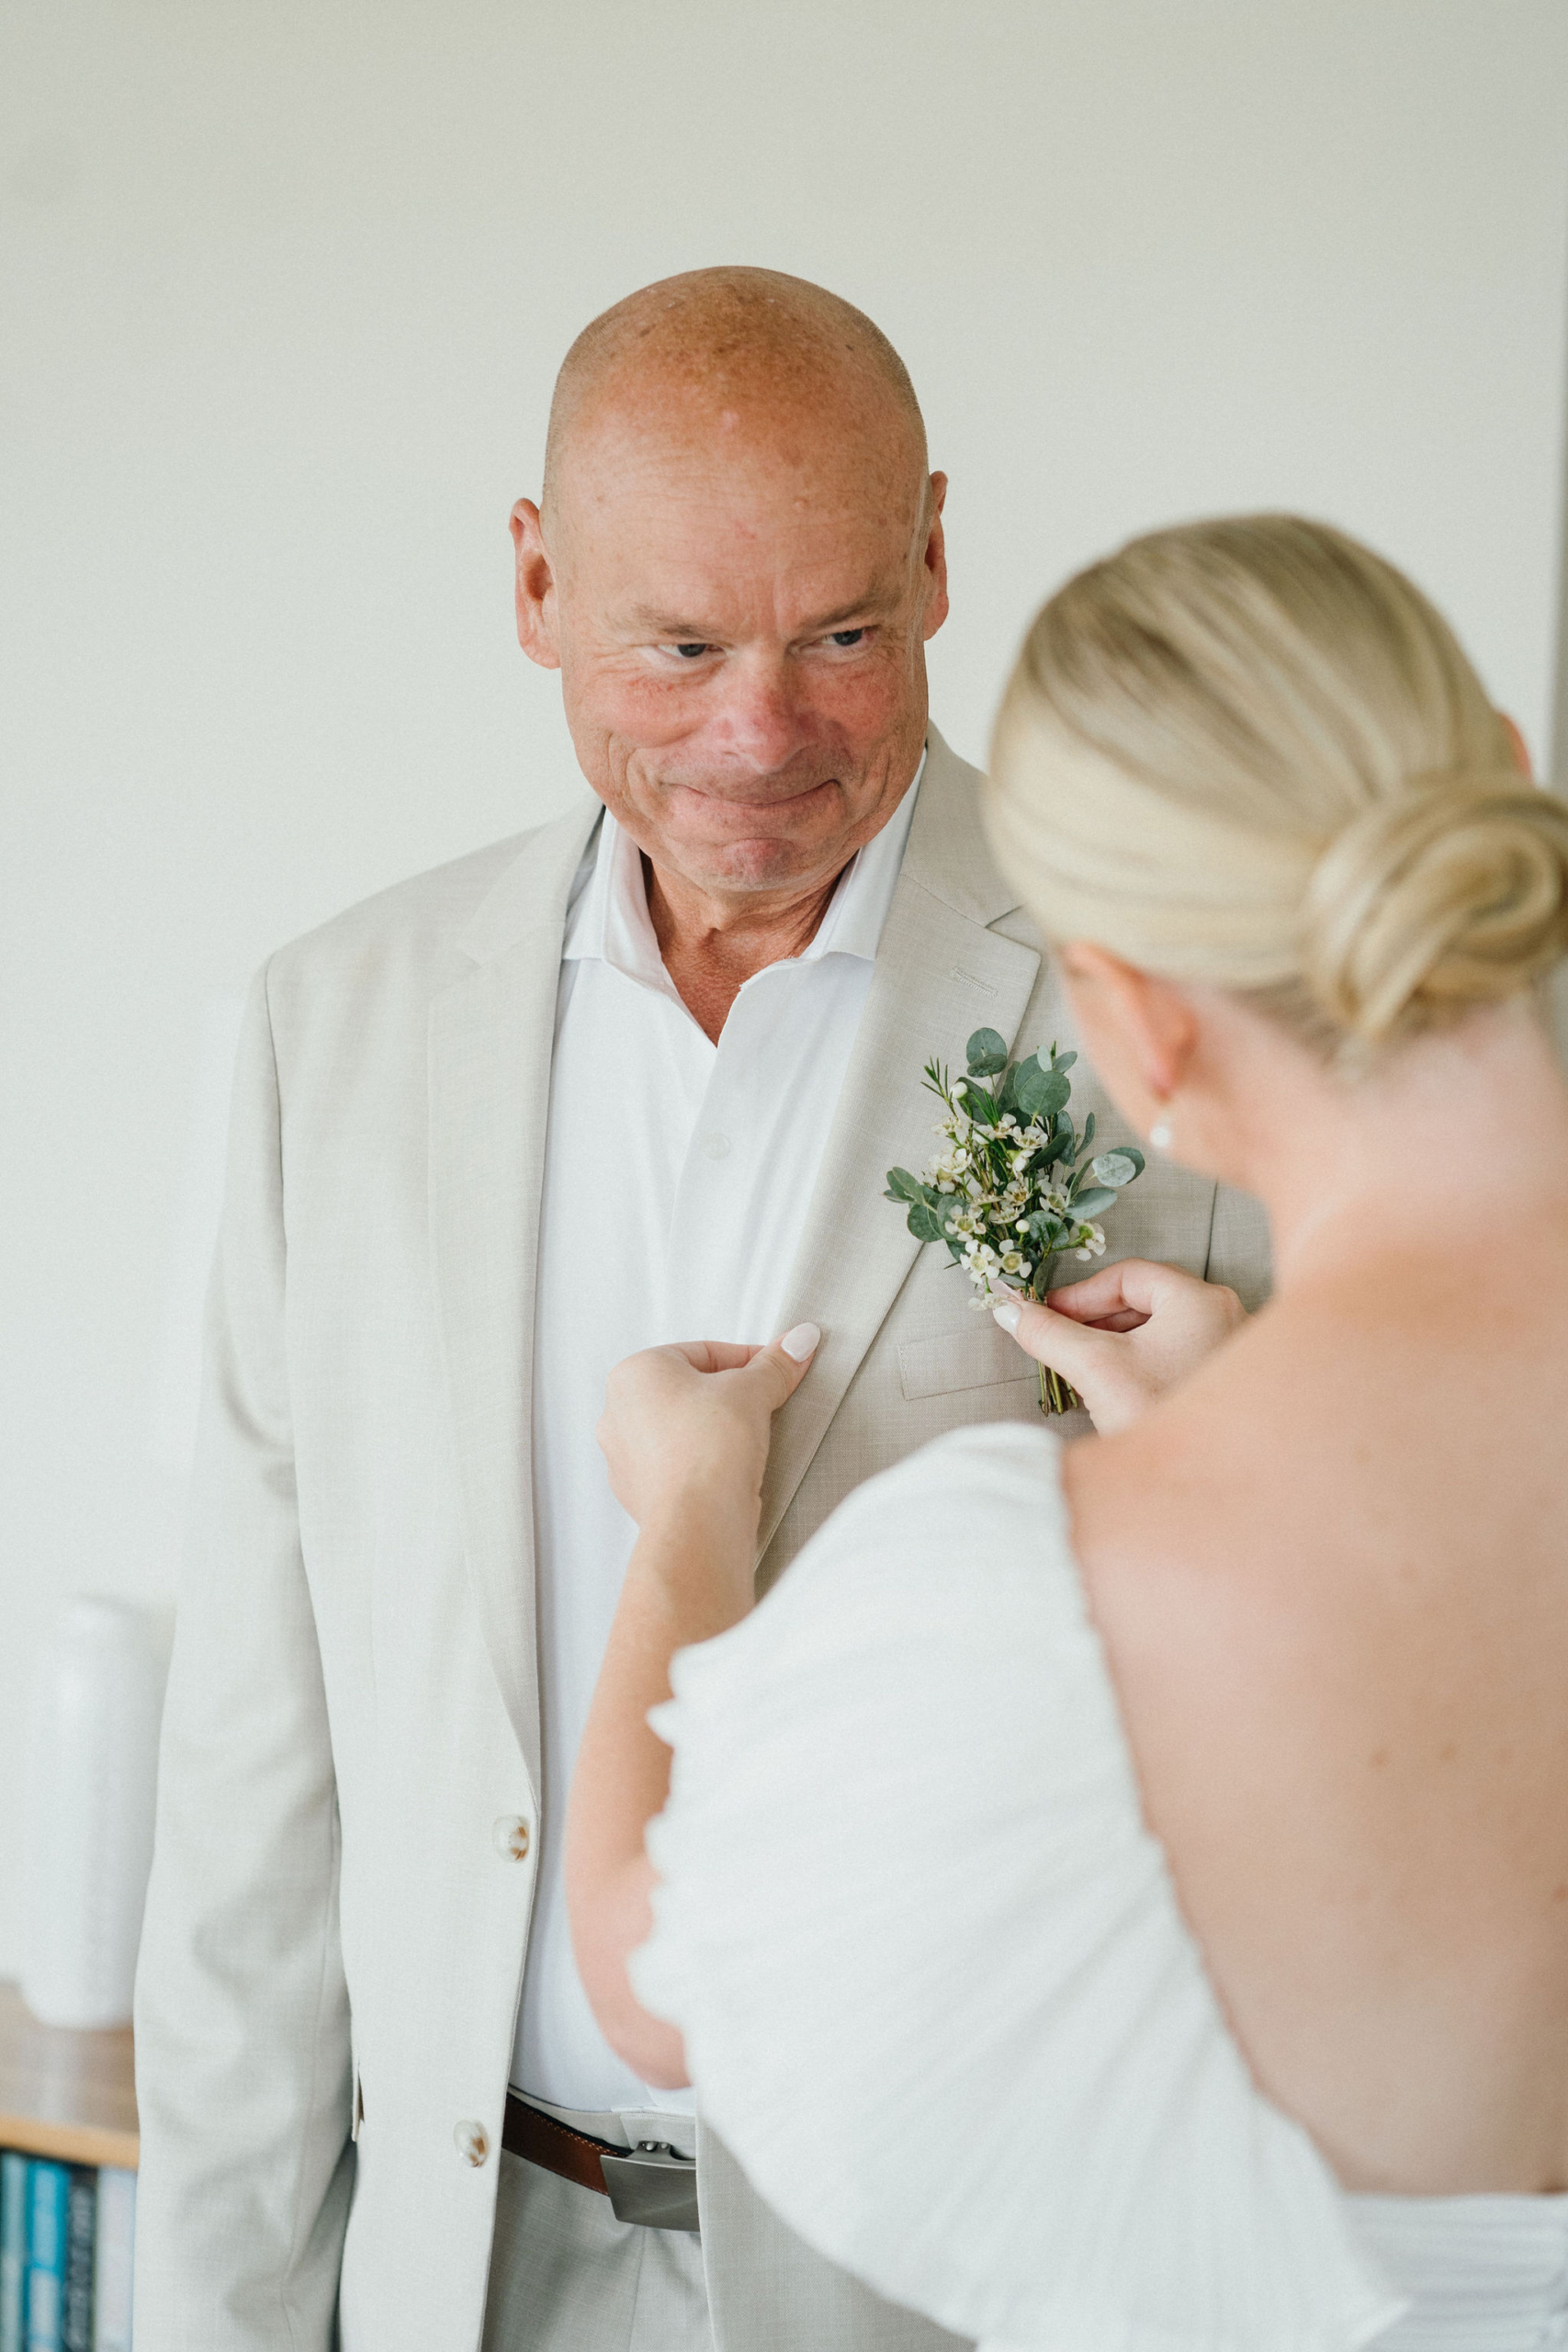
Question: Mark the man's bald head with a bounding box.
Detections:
[541,266,927,521]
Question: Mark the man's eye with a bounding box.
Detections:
[671,642,711,660]
[829,628,866,648]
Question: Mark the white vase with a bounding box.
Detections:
[20,1597,170,2030]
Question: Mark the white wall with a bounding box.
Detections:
[3,0,1566,1972]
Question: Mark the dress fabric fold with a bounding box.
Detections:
[635,1422,1413,2352]
[1343,2195,1568,2352]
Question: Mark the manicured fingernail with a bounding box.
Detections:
[991,1298,1022,1335]
[780,1322,820,1362]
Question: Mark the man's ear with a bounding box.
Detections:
[1058,942,1198,1103]
[511,498,561,672]
[919,472,949,643]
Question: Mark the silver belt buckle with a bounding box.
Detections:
[600,2140,700,2233]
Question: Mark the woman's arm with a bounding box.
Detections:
[565,1328,819,2086]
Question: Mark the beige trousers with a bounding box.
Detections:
[481,2106,710,2352]
[480,2105,971,2352]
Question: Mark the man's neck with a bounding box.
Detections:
[643,857,846,1045]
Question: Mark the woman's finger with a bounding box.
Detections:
[733,1322,821,1414]
[1040,1265,1139,1323]
[1044,1259,1173,1324]
[667,1339,765,1375]
[991,1295,1106,1383]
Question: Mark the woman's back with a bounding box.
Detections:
[1073,1141,1568,2194]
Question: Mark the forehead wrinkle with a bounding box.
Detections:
[548,415,931,608]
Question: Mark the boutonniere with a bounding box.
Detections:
[886,1028,1145,1415]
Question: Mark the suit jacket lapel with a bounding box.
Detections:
[757,729,1041,1558]
[428,798,601,1794]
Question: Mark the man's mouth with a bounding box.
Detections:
[662,775,842,821]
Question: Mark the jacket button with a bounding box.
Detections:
[492,1815,531,1861]
[454,2120,490,2166]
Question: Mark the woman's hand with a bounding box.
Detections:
[993,1260,1244,1435]
[597,1324,820,1535]
[570,1321,820,2087]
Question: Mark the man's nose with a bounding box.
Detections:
[709,653,810,772]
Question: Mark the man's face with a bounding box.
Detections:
[513,401,948,905]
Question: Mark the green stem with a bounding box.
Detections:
[1032,1254,1084,1419]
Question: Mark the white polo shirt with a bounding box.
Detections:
[513,757,924,2113]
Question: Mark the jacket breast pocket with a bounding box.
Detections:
[897,1323,1040,1402]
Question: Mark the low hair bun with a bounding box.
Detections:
[1301,772,1568,1049]
[988,514,1568,1064]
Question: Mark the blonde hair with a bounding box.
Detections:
[986,514,1568,1059]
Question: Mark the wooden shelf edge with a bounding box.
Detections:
[0,2112,139,2171]
[0,1981,140,2172]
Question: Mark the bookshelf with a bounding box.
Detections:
[0,1984,137,2173]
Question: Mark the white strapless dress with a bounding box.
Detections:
[632,1424,1568,2352]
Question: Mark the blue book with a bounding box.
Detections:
[24,2163,69,2352]
[1,2154,28,2352]
[62,2176,93,2352]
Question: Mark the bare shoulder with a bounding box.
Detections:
[1053,1227,1568,1853]
[1064,1237,1568,1658]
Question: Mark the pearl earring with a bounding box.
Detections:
[1149,1119,1174,1152]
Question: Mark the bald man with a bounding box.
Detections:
[132,270,1269,2352]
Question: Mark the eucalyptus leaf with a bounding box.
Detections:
[1016,1064,1070,1122]
[1090,1149,1140,1189]
[1069,1185,1118,1218]
[1050,1049,1077,1074]
[907,1201,949,1246]
[1076,1110,1096,1159]
[965,1028,1010,1076]
[885,1167,927,1204]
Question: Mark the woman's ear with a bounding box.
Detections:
[1499,712,1534,780]
[1057,943,1200,1113]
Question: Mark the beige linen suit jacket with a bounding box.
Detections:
[133,727,1270,2352]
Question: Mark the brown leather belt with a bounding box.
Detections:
[502,2092,700,2233]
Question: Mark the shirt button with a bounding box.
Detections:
[700,1131,731,1161]
[454,2119,490,2166]
[492,1815,531,1861]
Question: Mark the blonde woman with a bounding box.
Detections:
[564,516,1568,2349]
